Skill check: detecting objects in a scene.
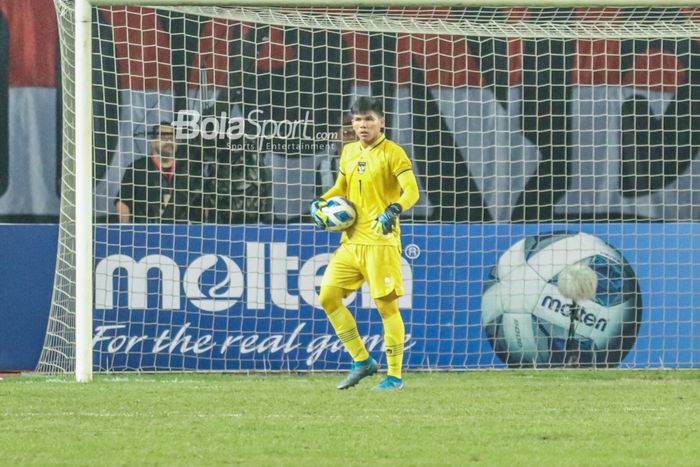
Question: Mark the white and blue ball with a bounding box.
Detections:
[322,196,357,232]
[481,232,642,368]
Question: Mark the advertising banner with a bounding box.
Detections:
[91,224,700,370]
[0,224,56,370]
[2,224,698,370]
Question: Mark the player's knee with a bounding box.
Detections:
[375,294,400,320]
[377,305,399,321]
[319,286,343,313]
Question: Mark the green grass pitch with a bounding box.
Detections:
[2,371,700,465]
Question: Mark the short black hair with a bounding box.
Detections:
[349,96,384,117]
[148,121,174,138]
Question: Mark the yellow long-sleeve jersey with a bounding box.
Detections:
[322,135,420,247]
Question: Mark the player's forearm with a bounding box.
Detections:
[395,170,420,212]
[116,201,132,223]
[321,173,347,200]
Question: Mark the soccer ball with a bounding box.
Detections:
[558,263,598,303]
[322,196,357,232]
[481,232,642,368]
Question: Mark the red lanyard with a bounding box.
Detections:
[150,156,175,186]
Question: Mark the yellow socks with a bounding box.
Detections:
[325,288,405,378]
[375,296,405,379]
[381,310,405,378]
[327,306,369,362]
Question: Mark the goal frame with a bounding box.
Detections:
[70,0,698,381]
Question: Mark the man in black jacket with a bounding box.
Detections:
[115,122,179,223]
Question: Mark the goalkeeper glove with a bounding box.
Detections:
[310,198,329,228]
[372,203,402,236]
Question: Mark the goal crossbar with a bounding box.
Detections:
[86,1,700,7]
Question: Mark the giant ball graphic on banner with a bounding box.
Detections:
[481,232,642,368]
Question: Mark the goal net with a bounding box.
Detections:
[40,1,700,377]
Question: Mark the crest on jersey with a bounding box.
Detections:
[357,161,366,174]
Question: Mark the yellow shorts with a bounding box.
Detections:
[321,243,404,299]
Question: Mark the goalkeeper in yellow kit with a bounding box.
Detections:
[310,97,420,391]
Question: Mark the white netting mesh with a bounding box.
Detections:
[39,2,700,373]
[36,0,78,373]
[163,6,700,38]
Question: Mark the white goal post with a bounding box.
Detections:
[46,0,700,381]
[74,0,94,383]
